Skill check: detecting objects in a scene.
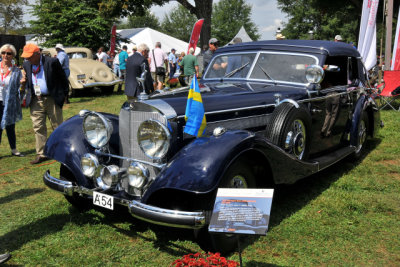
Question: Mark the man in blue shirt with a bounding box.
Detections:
[168,48,177,79]
[55,43,70,78]
[119,45,129,81]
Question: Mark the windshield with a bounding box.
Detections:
[204,52,318,84]
[68,52,88,59]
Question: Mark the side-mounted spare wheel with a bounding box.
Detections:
[267,103,312,160]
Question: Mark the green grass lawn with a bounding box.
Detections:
[0,90,399,266]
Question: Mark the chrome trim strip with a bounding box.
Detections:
[278,99,300,108]
[43,171,205,229]
[177,103,275,119]
[142,99,177,119]
[82,80,122,87]
[95,149,166,169]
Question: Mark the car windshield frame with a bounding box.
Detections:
[203,51,320,85]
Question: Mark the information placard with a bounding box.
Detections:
[208,188,274,235]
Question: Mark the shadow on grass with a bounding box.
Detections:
[268,137,381,229]
[97,207,197,257]
[0,149,36,159]
[0,188,45,205]
[0,139,380,260]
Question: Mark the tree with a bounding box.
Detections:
[30,0,114,49]
[0,0,27,34]
[175,0,213,49]
[160,5,197,42]
[29,0,169,49]
[211,0,260,44]
[276,0,399,44]
[119,9,161,30]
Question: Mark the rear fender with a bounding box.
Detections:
[350,95,367,146]
[44,113,120,186]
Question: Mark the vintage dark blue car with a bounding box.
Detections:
[43,40,381,251]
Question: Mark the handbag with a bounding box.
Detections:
[152,50,165,76]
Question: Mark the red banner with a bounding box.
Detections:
[392,7,400,70]
[187,19,204,55]
[110,24,117,57]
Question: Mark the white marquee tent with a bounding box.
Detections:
[118,27,201,55]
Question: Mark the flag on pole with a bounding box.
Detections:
[110,24,117,57]
[391,7,400,70]
[358,0,379,71]
[187,19,204,55]
[184,75,206,137]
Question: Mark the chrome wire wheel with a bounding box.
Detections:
[284,119,306,160]
[355,119,367,154]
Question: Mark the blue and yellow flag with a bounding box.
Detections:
[184,75,206,137]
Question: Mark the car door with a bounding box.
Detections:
[308,56,354,157]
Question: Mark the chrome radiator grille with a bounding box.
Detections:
[119,108,168,176]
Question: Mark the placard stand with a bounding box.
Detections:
[208,188,274,265]
[237,236,243,266]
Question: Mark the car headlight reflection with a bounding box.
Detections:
[82,112,113,149]
[137,120,171,160]
[80,153,99,178]
[127,162,149,189]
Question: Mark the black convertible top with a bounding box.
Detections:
[216,40,360,58]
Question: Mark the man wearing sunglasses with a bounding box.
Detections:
[21,43,69,164]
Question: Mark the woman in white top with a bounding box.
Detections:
[0,44,24,157]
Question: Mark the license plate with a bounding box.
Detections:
[93,191,114,210]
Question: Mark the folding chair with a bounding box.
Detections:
[375,70,400,111]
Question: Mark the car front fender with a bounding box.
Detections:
[44,113,120,186]
[143,130,255,199]
[142,129,320,201]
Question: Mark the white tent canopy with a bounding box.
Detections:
[226,26,253,45]
[118,27,201,55]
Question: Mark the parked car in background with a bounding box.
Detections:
[42,47,121,95]
[43,40,381,252]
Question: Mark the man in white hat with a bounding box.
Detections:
[55,44,70,78]
[334,35,343,42]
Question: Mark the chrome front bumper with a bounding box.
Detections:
[43,171,206,229]
[81,79,122,88]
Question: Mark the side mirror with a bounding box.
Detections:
[305,65,324,84]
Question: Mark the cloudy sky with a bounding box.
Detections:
[151,0,287,40]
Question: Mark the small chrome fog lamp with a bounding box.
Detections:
[80,153,99,178]
[127,162,149,189]
[96,165,119,189]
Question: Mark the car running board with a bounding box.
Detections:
[312,146,356,172]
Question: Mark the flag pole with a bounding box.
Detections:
[385,0,393,70]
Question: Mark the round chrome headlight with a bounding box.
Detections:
[82,112,113,149]
[96,165,119,189]
[127,162,149,189]
[80,153,99,178]
[305,65,324,84]
[137,120,171,160]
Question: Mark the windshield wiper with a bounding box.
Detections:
[256,63,276,83]
[224,62,250,78]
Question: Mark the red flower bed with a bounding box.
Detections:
[171,252,239,267]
